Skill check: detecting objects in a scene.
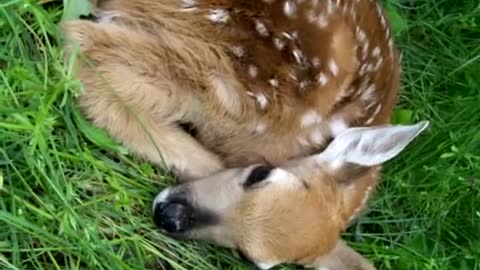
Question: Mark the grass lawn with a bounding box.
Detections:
[1,0,479,269]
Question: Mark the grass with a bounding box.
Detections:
[0,0,479,269]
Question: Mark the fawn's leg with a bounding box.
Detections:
[62,20,224,180]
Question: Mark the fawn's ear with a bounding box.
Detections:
[316,121,429,170]
[314,240,376,270]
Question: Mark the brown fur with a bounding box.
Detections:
[62,0,400,171]
[61,0,406,269]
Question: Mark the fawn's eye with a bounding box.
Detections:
[243,165,275,188]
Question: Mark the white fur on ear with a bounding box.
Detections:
[316,121,430,167]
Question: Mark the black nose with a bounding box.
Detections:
[153,202,193,233]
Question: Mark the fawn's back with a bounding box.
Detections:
[60,1,424,269]
[65,0,400,169]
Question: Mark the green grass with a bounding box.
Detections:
[0,0,479,269]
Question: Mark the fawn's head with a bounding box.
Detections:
[153,121,429,269]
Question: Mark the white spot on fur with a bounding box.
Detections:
[269,78,279,88]
[345,86,355,96]
[364,117,374,125]
[317,72,329,86]
[329,59,339,76]
[377,3,387,28]
[282,31,296,40]
[329,118,348,137]
[301,110,322,127]
[361,84,376,101]
[255,20,269,36]
[293,49,303,64]
[334,86,349,103]
[372,46,381,58]
[376,2,384,16]
[299,80,311,89]
[359,64,368,76]
[306,10,317,23]
[248,65,259,78]
[388,38,394,55]
[350,4,357,20]
[294,31,301,39]
[273,37,286,50]
[341,0,347,13]
[312,57,321,68]
[366,63,375,73]
[359,77,370,93]
[365,104,382,125]
[316,15,329,28]
[180,0,197,9]
[326,0,334,14]
[207,9,230,23]
[362,41,370,60]
[254,122,267,133]
[355,27,366,42]
[374,57,384,71]
[284,0,296,17]
[256,93,268,110]
[380,15,387,29]
[288,72,298,81]
[230,45,245,58]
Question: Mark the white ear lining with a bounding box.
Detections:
[316,121,430,167]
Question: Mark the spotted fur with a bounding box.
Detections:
[61,0,403,269]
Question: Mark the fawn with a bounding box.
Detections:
[62,0,429,269]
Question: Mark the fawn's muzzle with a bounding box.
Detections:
[153,201,193,233]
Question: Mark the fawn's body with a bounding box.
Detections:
[63,0,428,269]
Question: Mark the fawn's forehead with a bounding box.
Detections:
[233,179,343,267]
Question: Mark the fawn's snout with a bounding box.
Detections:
[153,187,196,234]
[150,122,430,269]
[153,200,193,233]
[153,187,220,237]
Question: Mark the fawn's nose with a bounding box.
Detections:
[153,201,193,233]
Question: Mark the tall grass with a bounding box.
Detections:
[0,0,479,269]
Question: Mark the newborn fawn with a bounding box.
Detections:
[62,0,429,269]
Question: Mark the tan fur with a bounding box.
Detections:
[61,0,404,269]
[232,172,344,264]
[315,240,376,270]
